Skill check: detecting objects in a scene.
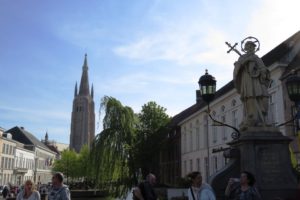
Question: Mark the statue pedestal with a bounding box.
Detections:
[210,127,298,200]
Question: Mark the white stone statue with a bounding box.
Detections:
[228,37,271,130]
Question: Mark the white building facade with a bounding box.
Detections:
[34,145,56,184]
[1,126,57,185]
[14,145,35,185]
[0,135,17,185]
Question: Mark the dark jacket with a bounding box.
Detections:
[2,187,9,197]
[139,181,157,200]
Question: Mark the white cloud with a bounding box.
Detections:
[246,0,300,55]
[113,21,235,66]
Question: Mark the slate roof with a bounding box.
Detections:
[170,31,300,127]
[5,126,52,151]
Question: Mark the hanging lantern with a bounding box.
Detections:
[286,75,300,103]
[198,69,216,104]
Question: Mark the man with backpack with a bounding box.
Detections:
[133,173,157,200]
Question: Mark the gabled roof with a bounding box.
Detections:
[5,126,51,151]
[44,143,60,155]
[262,31,300,66]
[170,31,300,127]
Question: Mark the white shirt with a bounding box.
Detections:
[188,186,201,200]
[16,191,41,200]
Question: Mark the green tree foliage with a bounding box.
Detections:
[90,96,137,197]
[77,145,93,180]
[52,146,93,183]
[89,98,170,197]
[135,101,171,177]
[52,149,79,181]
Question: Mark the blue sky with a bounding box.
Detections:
[1,0,300,144]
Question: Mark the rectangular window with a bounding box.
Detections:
[190,129,193,152]
[214,156,218,172]
[190,159,193,172]
[222,116,227,140]
[3,174,6,185]
[203,122,208,148]
[9,145,12,155]
[189,123,194,152]
[232,110,238,128]
[212,126,217,143]
[183,132,187,153]
[197,158,200,171]
[14,157,17,168]
[184,160,187,175]
[204,157,209,181]
[8,158,11,169]
[5,157,8,169]
[196,127,200,150]
[1,157,4,168]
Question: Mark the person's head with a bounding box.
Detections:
[240,171,256,186]
[24,180,34,193]
[244,41,256,53]
[187,171,202,187]
[52,172,64,187]
[146,173,156,186]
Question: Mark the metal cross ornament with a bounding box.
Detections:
[225,42,242,56]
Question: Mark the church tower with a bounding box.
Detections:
[70,54,95,152]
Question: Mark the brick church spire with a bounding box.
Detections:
[79,54,90,96]
[70,54,95,152]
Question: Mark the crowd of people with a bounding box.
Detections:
[1,172,70,200]
[2,170,295,200]
[133,171,263,200]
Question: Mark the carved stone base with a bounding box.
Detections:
[210,129,298,200]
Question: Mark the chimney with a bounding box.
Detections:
[196,90,202,103]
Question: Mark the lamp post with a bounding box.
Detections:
[286,74,300,121]
[198,70,240,139]
[198,69,216,105]
[286,74,300,103]
[277,74,300,127]
[198,69,242,180]
[285,74,300,172]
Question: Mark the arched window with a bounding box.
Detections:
[231,99,237,107]
[221,105,225,112]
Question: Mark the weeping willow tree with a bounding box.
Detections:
[90,96,138,197]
